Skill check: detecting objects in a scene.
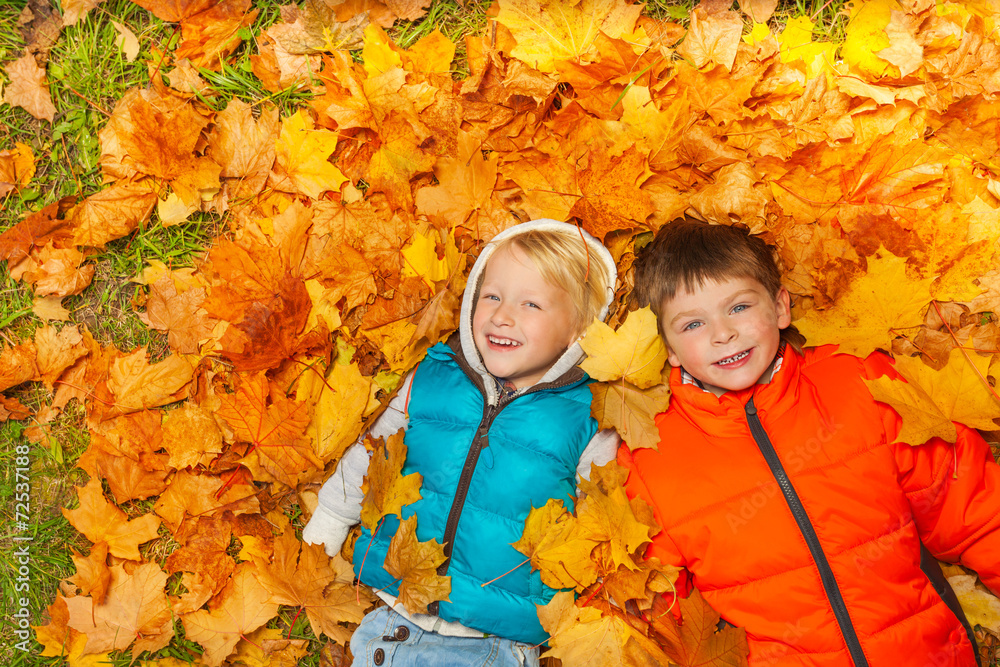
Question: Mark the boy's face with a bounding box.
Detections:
[659,276,791,393]
[473,245,579,389]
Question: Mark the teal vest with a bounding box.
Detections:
[354,342,597,644]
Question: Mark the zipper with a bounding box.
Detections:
[427,350,587,615]
[744,397,869,666]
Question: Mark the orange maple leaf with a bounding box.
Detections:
[65,562,174,658]
[182,561,280,667]
[215,371,322,486]
[62,478,161,560]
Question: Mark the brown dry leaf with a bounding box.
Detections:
[33,324,87,389]
[231,626,310,667]
[16,243,95,297]
[383,515,451,615]
[182,562,280,667]
[651,589,749,667]
[62,478,161,560]
[0,196,75,265]
[131,0,217,21]
[65,562,174,658]
[360,429,423,529]
[175,0,258,70]
[361,113,436,209]
[153,469,259,533]
[0,341,39,392]
[139,272,217,354]
[63,0,106,25]
[739,0,778,23]
[3,53,56,121]
[161,401,225,469]
[677,7,743,70]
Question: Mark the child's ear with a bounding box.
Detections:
[775,287,792,329]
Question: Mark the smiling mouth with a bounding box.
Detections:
[716,350,750,366]
[488,335,521,347]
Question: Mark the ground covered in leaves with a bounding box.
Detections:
[2,0,1000,665]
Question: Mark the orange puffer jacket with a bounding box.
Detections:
[621,345,1000,667]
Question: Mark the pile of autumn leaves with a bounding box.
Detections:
[2,0,1000,664]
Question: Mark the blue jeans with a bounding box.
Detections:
[350,607,540,667]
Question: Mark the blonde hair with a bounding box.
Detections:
[491,228,610,335]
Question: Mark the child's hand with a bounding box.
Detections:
[302,507,353,558]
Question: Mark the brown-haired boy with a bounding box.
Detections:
[621,219,1000,666]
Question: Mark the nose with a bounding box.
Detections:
[712,321,737,344]
[491,301,514,326]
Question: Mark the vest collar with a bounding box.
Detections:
[667,344,804,436]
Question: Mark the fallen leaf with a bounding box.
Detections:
[383,515,451,615]
[182,562,280,667]
[62,478,161,560]
[3,54,56,122]
[360,429,423,529]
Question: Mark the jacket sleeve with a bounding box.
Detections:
[863,353,1000,594]
[576,428,620,482]
[302,372,414,557]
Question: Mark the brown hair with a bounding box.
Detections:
[493,228,610,336]
[633,218,804,350]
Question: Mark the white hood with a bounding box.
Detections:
[458,219,618,404]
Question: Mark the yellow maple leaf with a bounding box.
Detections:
[496,0,642,73]
[865,348,1000,444]
[538,591,671,665]
[794,248,932,357]
[514,498,600,591]
[273,109,347,199]
[590,378,671,451]
[576,462,659,571]
[401,228,461,283]
[947,574,1000,636]
[383,515,451,615]
[778,16,837,80]
[362,23,403,77]
[580,307,668,389]
[841,0,899,78]
[360,430,423,529]
[297,356,377,463]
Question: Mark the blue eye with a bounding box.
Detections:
[683,321,702,331]
[527,302,541,309]
[732,304,748,314]
[482,294,499,302]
